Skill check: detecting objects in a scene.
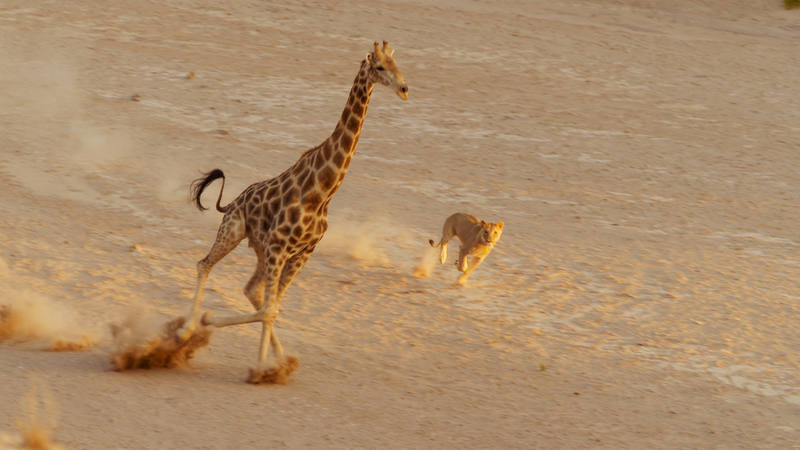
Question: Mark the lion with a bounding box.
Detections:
[428,213,504,284]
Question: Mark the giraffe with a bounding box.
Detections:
[179,41,408,383]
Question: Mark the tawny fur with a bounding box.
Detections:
[428,213,504,284]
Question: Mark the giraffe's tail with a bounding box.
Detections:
[190,169,231,213]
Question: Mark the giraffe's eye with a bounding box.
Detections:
[376,66,385,71]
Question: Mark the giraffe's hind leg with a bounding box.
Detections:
[180,214,244,339]
[249,248,313,383]
[243,244,267,310]
[242,249,284,357]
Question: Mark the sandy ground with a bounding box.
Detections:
[1,0,799,448]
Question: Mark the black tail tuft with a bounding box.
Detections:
[190,169,225,211]
[428,239,436,247]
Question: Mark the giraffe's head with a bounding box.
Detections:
[367,41,408,100]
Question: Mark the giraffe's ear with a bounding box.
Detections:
[496,221,504,229]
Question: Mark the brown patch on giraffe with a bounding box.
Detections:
[314,153,326,170]
[346,115,360,133]
[297,167,310,183]
[344,154,352,169]
[340,133,353,150]
[332,126,343,142]
[302,215,313,226]
[278,225,292,236]
[303,192,322,211]
[269,197,281,215]
[109,315,212,371]
[280,177,293,194]
[321,142,332,160]
[317,166,336,191]
[340,107,351,123]
[332,150,344,168]
[286,187,300,204]
[351,101,364,116]
[287,206,301,224]
[301,171,315,192]
[244,188,254,203]
[292,225,303,238]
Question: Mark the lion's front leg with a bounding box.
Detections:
[458,255,486,285]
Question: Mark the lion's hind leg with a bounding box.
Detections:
[428,238,449,265]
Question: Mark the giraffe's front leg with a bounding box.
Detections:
[247,257,292,384]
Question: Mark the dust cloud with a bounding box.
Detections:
[0,291,96,352]
[109,309,212,371]
[246,355,299,385]
[319,219,394,267]
[0,377,67,450]
[412,246,440,278]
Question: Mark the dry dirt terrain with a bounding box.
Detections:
[1,0,799,448]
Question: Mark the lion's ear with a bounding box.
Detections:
[496,221,504,229]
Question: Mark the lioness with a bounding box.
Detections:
[428,213,504,284]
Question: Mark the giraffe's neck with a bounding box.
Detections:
[308,59,375,198]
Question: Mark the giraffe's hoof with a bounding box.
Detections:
[200,311,214,326]
[176,327,193,343]
[246,356,299,385]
